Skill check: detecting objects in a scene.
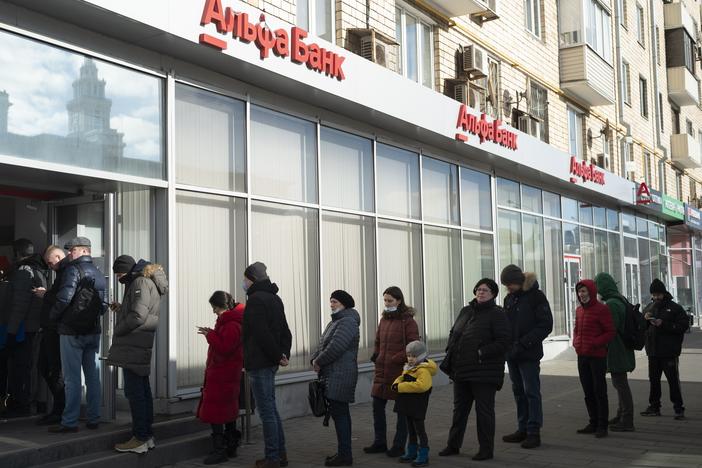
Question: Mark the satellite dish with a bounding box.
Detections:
[586,128,593,149]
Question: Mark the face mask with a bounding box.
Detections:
[384,306,398,312]
[242,280,249,292]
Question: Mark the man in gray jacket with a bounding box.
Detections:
[106,255,168,454]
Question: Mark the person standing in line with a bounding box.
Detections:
[107,256,168,453]
[196,291,245,465]
[640,279,689,420]
[499,265,553,449]
[573,280,615,438]
[594,272,636,432]
[364,286,420,458]
[439,278,511,462]
[242,262,292,468]
[311,290,360,467]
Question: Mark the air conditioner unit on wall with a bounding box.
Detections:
[453,81,469,104]
[596,152,610,170]
[462,45,488,79]
[347,29,398,69]
[468,86,486,110]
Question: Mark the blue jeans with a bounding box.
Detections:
[60,334,101,427]
[248,366,286,461]
[372,396,408,449]
[123,368,154,441]
[507,359,543,434]
[328,399,352,459]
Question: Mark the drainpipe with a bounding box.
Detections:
[613,0,629,178]
[366,0,370,29]
[648,0,662,150]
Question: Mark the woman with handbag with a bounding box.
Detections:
[438,278,511,462]
[364,286,420,458]
[196,291,244,465]
[311,290,360,467]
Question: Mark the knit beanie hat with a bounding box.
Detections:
[500,264,525,286]
[473,278,499,297]
[244,261,269,282]
[330,290,355,309]
[112,255,136,274]
[650,279,667,294]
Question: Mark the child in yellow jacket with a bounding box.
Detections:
[391,340,437,467]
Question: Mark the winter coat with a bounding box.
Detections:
[197,304,245,424]
[445,298,511,388]
[106,261,169,376]
[572,280,615,358]
[243,279,292,371]
[594,273,635,373]
[6,254,48,334]
[311,308,360,403]
[49,256,107,336]
[503,272,553,362]
[643,293,688,358]
[371,309,420,401]
[392,359,437,420]
[40,257,70,330]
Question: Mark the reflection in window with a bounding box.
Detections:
[461,168,492,230]
[563,223,580,255]
[543,191,561,218]
[422,157,459,225]
[545,219,566,335]
[609,231,623,284]
[497,178,520,208]
[562,197,579,222]
[523,215,546,290]
[376,144,421,219]
[638,238,651,304]
[296,0,335,42]
[463,231,495,302]
[396,7,433,88]
[498,209,522,268]
[522,185,543,213]
[581,227,595,279]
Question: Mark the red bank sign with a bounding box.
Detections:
[455,105,518,151]
[199,0,346,80]
[569,156,605,185]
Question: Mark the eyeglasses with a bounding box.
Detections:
[475,288,492,293]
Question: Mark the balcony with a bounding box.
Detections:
[664,2,697,37]
[670,133,702,169]
[424,0,499,21]
[667,66,699,107]
[559,45,615,106]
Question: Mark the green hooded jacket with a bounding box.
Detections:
[594,273,635,373]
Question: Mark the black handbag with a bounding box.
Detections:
[308,379,327,417]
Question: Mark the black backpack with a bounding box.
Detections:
[61,264,103,335]
[616,295,646,350]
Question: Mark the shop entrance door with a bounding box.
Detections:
[564,255,581,337]
[624,259,640,305]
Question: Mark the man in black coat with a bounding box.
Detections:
[500,265,553,449]
[641,279,688,420]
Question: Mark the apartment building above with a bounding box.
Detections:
[664,1,700,107]
[424,0,499,21]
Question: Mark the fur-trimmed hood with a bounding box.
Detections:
[129,260,168,296]
[523,272,539,292]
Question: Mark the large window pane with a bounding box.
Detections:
[175,84,245,191]
[0,30,164,178]
[461,168,492,230]
[622,213,637,235]
[320,127,374,211]
[581,227,595,279]
[424,227,462,351]
[636,216,649,237]
[405,14,418,82]
[523,215,546,292]
[609,232,623,285]
[607,209,620,231]
[497,178,520,208]
[671,249,693,310]
[543,191,561,218]
[176,192,246,388]
[624,236,638,258]
[376,144,421,219]
[593,207,606,228]
[422,157,459,225]
[579,203,593,225]
[463,231,495,302]
[250,106,317,203]
[251,201,320,371]
[322,212,376,360]
[522,185,543,213]
[564,223,580,255]
[638,238,652,304]
[562,197,578,222]
[545,220,566,335]
[421,23,432,88]
[315,0,333,41]
[595,229,608,274]
[498,209,522,268]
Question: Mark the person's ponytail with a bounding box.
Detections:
[209,290,235,310]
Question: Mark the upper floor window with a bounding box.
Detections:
[686,119,694,136]
[297,0,334,43]
[658,159,667,192]
[525,0,542,37]
[639,76,648,118]
[665,28,697,75]
[529,81,548,142]
[567,107,583,159]
[586,0,613,62]
[395,5,434,88]
[621,60,631,105]
[635,3,645,46]
[559,0,612,63]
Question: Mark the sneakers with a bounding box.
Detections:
[595,428,608,438]
[640,407,661,417]
[472,451,493,461]
[609,423,635,432]
[674,411,686,420]
[576,424,596,434]
[147,437,156,449]
[502,431,527,443]
[324,455,353,466]
[520,434,541,449]
[386,446,404,457]
[363,443,387,454]
[48,425,78,433]
[438,446,459,457]
[114,436,149,454]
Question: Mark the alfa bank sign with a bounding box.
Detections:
[455,104,518,150]
[569,157,605,185]
[198,0,346,80]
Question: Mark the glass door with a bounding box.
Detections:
[564,255,581,337]
[624,259,640,305]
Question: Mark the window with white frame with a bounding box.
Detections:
[567,107,583,159]
[296,0,335,43]
[395,5,434,88]
[622,60,631,105]
[699,131,702,165]
[618,0,627,27]
[658,159,667,193]
[586,0,613,63]
[643,151,652,185]
[529,81,548,142]
[636,3,645,46]
[525,0,542,37]
[659,92,664,132]
[639,76,648,118]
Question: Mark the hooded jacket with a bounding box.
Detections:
[643,292,688,358]
[503,272,553,362]
[6,254,48,334]
[106,261,168,376]
[594,273,635,373]
[311,308,361,403]
[573,280,615,358]
[392,359,437,420]
[40,256,70,330]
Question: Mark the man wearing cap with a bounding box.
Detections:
[242,261,292,468]
[640,279,689,420]
[48,237,106,433]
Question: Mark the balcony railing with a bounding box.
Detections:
[559,45,615,106]
[670,133,702,169]
[667,66,700,107]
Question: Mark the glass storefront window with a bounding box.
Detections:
[543,191,561,218]
[579,203,593,226]
[498,209,522,268]
[607,209,620,231]
[636,217,649,237]
[544,219,565,335]
[563,223,580,255]
[422,157,459,225]
[522,215,546,289]
[622,213,637,235]
[497,178,520,208]
[521,185,542,214]
[462,231,495,302]
[581,227,595,279]
[593,207,606,228]
[562,197,578,222]
[609,232,623,285]
[650,240,660,280]
[376,144,421,219]
[648,221,659,240]
[624,236,638,258]
[638,238,652,304]
[669,230,691,249]
[461,168,492,230]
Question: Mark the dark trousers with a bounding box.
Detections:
[577,356,608,429]
[446,381,497,455]
[211,421,235,434]
[328,399,352,459]
[7,332,35,410]
[648,357,684,413]
[372,396,408,449]
[406,416,428,448]
[37,329,65,415]
[507,359,543,434]
[610,372,634,425]
[123,368,154,441]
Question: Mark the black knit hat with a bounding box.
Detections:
[330,290,355,309]
[112,255,136,274]
[244,261,269,282]
[473,278,499,297]
[650,279,667,294]
[500,264,525,286]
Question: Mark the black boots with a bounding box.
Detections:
[224,428,241,457]
[204,433,228,465]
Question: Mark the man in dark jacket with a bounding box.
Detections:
[107,255,168,453]
[640,279,688,420]
[48,237,106,433]
[500,265,553,449]
[242,262,292,468]
[3,239,48,418]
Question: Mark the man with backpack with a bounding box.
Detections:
[594,273,635,432]
[48,237,106,433]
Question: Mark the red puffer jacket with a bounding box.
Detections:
[371,310,420,401]
[573,280,615,358]
[197,304,244,424]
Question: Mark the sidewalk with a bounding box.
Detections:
[173,330,702,468]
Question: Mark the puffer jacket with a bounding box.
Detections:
[106,261,168,376]
[573,280,615,358]
[40,257,70,330]
[446,298,511,387]
[503,272,553,362]
[371,309,420,401]
[643,293,688,358]
[311,308,360,403]
[594,273,635,373]
[392,359,437,420]
[7,254,48,334]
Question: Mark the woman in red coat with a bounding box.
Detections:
[197,291,244,465]
[573,280,615,439]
